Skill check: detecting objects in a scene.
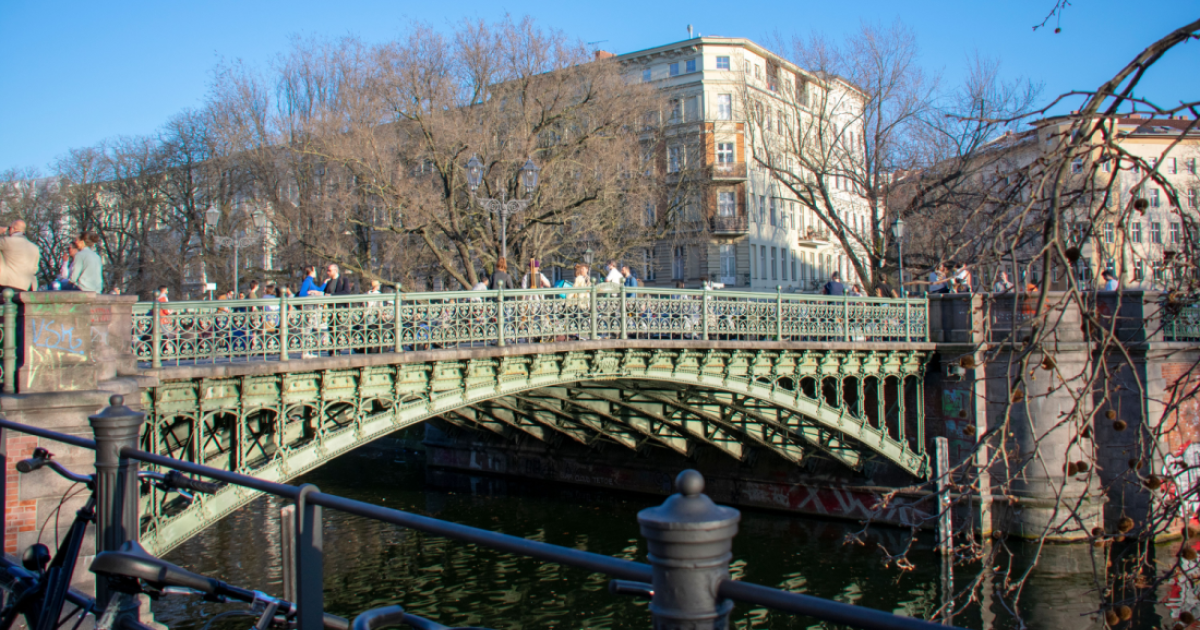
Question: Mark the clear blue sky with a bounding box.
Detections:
[1,0,1195,173]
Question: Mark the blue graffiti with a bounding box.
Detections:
[31,318,85,355]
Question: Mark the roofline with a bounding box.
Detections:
[613,36,865,97]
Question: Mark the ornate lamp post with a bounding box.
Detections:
[207,209,266,295]
[891,218,907,298]
[466,156,540,260]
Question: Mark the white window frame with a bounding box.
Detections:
[717,192,736,217]
[717,142,734,164]
[716,94,732,120]
[668,146,682,173]
[716,56,730,70]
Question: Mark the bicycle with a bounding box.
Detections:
[91,543,349,630]
[0,447,221,630]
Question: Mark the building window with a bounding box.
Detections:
[1076,261,1092,284]
[1102,160,1112,173]
[719,244,736,282]
[668,146,682,173]
[1187,158,1197,175]
[1190,189,1198,209]
[771,247,778,280]
[790,250,797,280]
[686,59,696,73]
[669,99,682,122]
[1135,260,1144,281]
[643,68,651,82]
[758,195,766,223]
[669,63,679,77]
[718,192,736,217]
[760,246,767,279]
[1171,222,1181,244]
[744,60,751,74]
[1131,222,1142,243]
[750,245,756,278]
[1151,222,1162,244]
[717,94,732,120]
[717,142,734,164]
[716,56,730,70]
[769,198,777,226]
[755,65,762,79]
[1150,188,1161,208]
[1169,157,1178,174]
[645,202,656,225]
[1104,222,1114,244]
[1072,159,1083,174]
[673,246,686,280]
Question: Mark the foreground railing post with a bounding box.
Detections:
[295,484,324,630]
[279,294,290,361]
[701,289,710,341]
[904,299,911,342]
[639,470,739,630]
[90,395,145,610]
[3,289,15,393]
[620,285,628,340]
[590,285,599,340]
[497,283,506,347]
[776,286,783,341]
[393,288,403,353]
[151,304,162,369]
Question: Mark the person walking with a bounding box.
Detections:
[297,266,326,358]
[490,258,513,290]
[604,261,623,285]
[521,259,551,290]
[0,220,40,293]
[822,272,845,296]
[1101,269,1119,291]
[993,270,1014,293]
[66,232,103,293]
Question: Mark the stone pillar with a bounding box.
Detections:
[0,290,153,589]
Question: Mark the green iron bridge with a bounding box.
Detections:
[121,286,933,554]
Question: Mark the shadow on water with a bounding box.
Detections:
[154,438,1185,629]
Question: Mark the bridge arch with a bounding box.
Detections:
[138,345,928,554]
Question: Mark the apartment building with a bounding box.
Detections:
[968,114,1200,290]
[615,37,870,291]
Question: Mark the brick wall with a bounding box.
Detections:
[5,434,38,554]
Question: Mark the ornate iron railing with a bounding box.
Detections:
[0,408,963,630]
[131,287,929,367]
[1166,304,1200,341]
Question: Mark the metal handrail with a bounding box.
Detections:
[0,416,963,630]
[131,287,930,367]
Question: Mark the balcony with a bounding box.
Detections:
[798,229,835,248]
[709,162,747,181]
[710,215,749,235]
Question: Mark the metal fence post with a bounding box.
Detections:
[843,293,850,342]
[638,470,739,630]
[393,288,403,353]
[151,303,162,369]
[904,300,911,342]
[701,289,710,341]
[590,285,599,340]
[279,294,290,362]
[935,437,953,555]
[295,484,324,630]
[497,283,506,347]
[280,505,297,602]
[89,395,145,610]
[776,286,783,341]
[3,289,16,394]
[620,284,628,340]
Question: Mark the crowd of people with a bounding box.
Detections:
[0,223,104,295]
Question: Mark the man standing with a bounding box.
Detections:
[325,264,354,296]
[822,272,845,296]
[0,220,40,292]
[604,261,623,284]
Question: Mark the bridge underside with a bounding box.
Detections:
[137,346,928,554]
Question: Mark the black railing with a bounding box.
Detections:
[710,215,749,233]
[0,398,963,630]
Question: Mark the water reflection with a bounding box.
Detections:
[153,447,1182,629]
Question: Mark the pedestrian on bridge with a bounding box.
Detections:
[821,272,844,296]
[0,220,40,293]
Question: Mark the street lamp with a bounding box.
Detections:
[891,218,907,298]
[207,209,266,296]
[466,155,540,260]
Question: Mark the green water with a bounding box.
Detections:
[153,444,1185,629]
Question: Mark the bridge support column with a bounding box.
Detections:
[0,291,155,586]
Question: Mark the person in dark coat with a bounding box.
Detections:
[822,272,845,296]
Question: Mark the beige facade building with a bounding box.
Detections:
[615,37,871,291]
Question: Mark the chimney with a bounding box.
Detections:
[594,50,615,61]
[688,24,694,38]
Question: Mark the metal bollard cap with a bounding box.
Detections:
[639,470,740,534]
[89,394,145,427]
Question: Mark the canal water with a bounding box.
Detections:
[154,439,1189,630]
